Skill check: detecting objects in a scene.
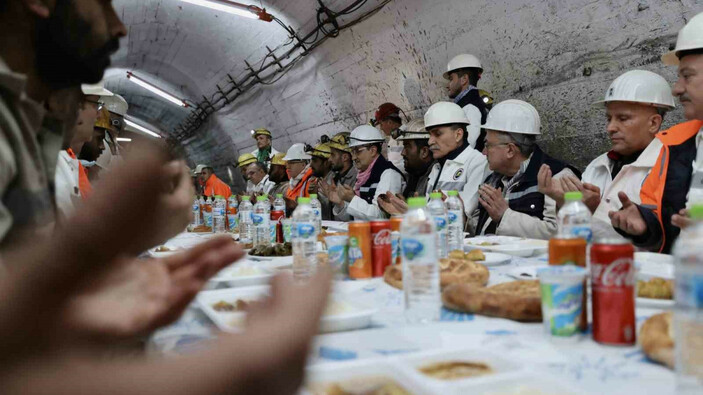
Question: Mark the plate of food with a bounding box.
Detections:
[148,245,183,258]
[304,358,426,395]
[208,265,274,288]
[634,252,675,308]
[197,286,378,333]
[385,250,490,290]
[464,236,548,257]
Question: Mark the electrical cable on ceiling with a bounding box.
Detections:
[172,0,392,142]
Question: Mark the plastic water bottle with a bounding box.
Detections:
[428,192,448,259]
[273,193,286,213]
[239,196,254,244]
[191,196,201,227]
[203,197,213,229]
[253,195,271,247]
[401,197,440,324]
[227,195,238,232]
[557,192,592,242]
[310,193,323,233]
[672,204,703,394]
[445,190,464,254]
[212,195,227,233]
[292,197,318,281]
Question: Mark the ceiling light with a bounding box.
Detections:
[124,118,162,138]
[126,72,189,107]
[180,0,273,22]
[116,137,133,142]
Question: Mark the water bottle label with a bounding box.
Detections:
[402,235,437,262]
[570,226,592,242]
[676,274,703,308]
[313,209,321,217]
[227,214,238,231]
[447,211,458,224]
[204,213,213,227]
[270,223,277,242]
[295,223,316,239]
[434,217,447,231]
[252,214,265,225]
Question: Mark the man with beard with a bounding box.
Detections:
[307,141,333,220]
[319,132,357,221]
[55,81,112,218]
[377,120,435,216]
[0,0,126,243]
[79,108,109,183]
[268,152,289,197]
[444,54,489,151]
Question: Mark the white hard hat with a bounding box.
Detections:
[397,119,429,140]
[594,70,676,109]
[195,164,208,173]
[81,81,113,97]
[348,125,385,148]
[283,143,312,161]
[482,99,541,135]
[662,12,703,65]
[443,54,483,79]
[424,102,470,129]
[103,94,128,116]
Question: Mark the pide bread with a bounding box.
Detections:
[383,257,489,290]
[640,312,674,368]
[442,280,542,322]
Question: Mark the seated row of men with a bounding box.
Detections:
[221,56,700,255]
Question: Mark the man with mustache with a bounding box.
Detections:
[0,0,126,243]
[538,70,674,241]
[425,102,489,230]
[609,12,703,253]
[320,132,357,221]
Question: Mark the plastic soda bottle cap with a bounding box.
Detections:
[564,191,583,201]
[407,197,427,208]
[310,194,318,199]
[690,204,703,220]
[430,192,442,199]
[276,194,283,198]
[298,197,311,204]
[242,196,250,201]
[257,195,268,202]
[447,190,459,197]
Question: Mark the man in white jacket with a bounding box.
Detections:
[538,70,675,240]
[331,125,404,220]
[425,102,489,224]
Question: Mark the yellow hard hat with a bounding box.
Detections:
[270,152,287,166]
[94,107,111,130]
[308,142,332,159]
[251,128,272,139]
[237,153,257,167]
[327,132,351,153]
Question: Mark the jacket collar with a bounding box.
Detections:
[439,140,470,166]
[592,138,663,171]
[0,55,46,136]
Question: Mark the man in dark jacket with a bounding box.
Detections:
[445,53,489,151]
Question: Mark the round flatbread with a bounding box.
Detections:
[640,312,674,368]
[442,280,542,322]
[383,258,489,290]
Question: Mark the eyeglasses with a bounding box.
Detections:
[84,99,104,111]
[350,146,370,156]
[483,142,510,149]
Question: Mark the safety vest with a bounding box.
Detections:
[204,175,232,198]
[639,120,702,252]
[286,167,314,200]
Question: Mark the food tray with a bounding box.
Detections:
[465,236,548,257]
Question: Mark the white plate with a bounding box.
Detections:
[465,236,548,257]
[209,265,273,288]
[636,297,675,309]
[505,264,548,280]
[245,254,293,267]
[635,252,674,280]
[477,252,513,267]
[448,372,587,395]
[148,246,183,258]
[197,286,377,333]
[304,358,431,395]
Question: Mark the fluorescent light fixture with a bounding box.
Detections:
[181,0,258,19]
[124,118,162,138]
[116,137,133,142]
[126,72,189,107]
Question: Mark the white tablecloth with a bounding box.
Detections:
[150,230,675,394]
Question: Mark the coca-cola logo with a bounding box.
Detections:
[373,229,392,245]
[591,258,635,287]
